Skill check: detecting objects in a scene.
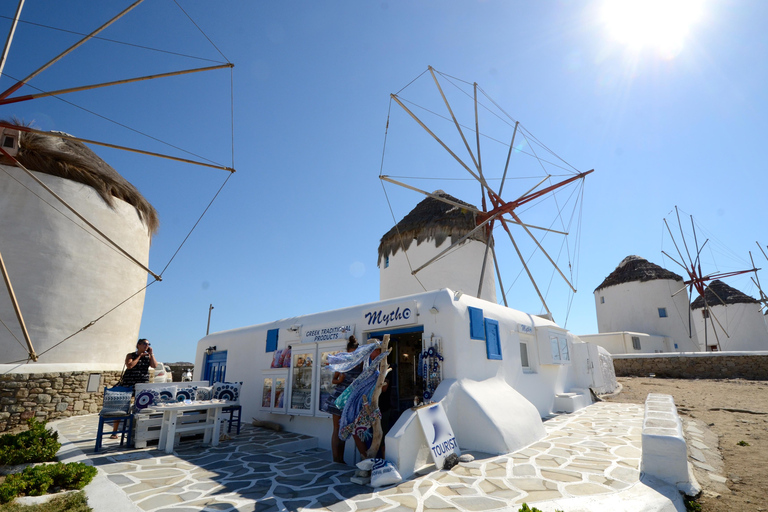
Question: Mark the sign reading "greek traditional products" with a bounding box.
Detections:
[362,300,417,329]
[416,401,460,469]
[301,324,355,343]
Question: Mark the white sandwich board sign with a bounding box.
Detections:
[416,401,460,469]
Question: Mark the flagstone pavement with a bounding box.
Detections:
[51,401,651,512]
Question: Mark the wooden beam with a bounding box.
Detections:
[0,250,37,361]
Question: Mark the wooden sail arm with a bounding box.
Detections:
[498,219,553,319]
[750,276,768,304]
[477,169,593,224]
[390,94,502,204]
[0,0,145,101]
[379,175,481,213]
[660,250,690,275]
[0,147,162,281]
[410,214,496,275]
[0,0,25,78]
[496,121,519,198]
[0,64,234,106]
[682,268,758,286]
[428,66,480,174]
[663,218,694,274]
[477,219,495,298]
[0,123,235,173]
[474,83,486,212]
[491,244,508,307]
[706,303,730,340]
[507,211,576,292]
[380,176,567,236]
[0,250,37,361]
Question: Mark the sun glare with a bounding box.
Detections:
[601,0,704,57]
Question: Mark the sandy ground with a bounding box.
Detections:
[604,377,768,512]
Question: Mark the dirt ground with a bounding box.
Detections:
[604,377,768,512]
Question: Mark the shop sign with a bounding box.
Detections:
[519,324,534,334]
[416,401,460,469]
[362,300,417,330]
[301,324,355,343]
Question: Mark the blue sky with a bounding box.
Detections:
[3,1,767,364]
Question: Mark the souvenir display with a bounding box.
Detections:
[421,337,443,403]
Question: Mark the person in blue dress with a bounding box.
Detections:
[322,336,361,463]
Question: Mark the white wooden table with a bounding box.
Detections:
[150,401,227,453]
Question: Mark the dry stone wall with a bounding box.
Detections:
[613,353,768,380]
[0,370,122,434]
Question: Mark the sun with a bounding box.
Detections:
[601,0,704,57]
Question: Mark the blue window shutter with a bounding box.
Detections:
[485,319,502,360]
[468,306,485,340]
[266,329,279,352]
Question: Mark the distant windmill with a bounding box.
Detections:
[662,206,757,350]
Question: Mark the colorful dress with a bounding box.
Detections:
[322,363,362,416]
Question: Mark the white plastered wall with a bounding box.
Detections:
[380,239,496,303]
[196,289,596,452]
[0,165,150,365]
[578,332,671,354]
[692,303,768,351]
[595,279,700,351]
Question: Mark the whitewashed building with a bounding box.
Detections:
[691,280,768,351]
[195,192,616,476]
[589,256,700,353]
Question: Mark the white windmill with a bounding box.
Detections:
[378,67,592,324]
[0,1,235,365]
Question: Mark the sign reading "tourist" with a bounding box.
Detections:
[362,300,417,329]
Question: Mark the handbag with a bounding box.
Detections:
[334,385,353,410]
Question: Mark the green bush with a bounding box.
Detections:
[0,463,97,504]
[0,420,61,466]
[0,490,91,512]
[518,505,563,512]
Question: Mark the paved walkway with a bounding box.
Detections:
[50,402,678,512]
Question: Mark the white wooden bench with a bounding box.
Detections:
[133,381,211,449]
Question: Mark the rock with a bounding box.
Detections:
[443,453,459,470]
[459,454,475,463]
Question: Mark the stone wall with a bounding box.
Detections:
[613,353,768,380]
[0,370,122,434]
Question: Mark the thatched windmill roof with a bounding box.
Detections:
[2,124,159,235]
[378,190,488,266]
[691,280,758,309]
[594,255,683,292]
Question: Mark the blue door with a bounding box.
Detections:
[204,351,228,384]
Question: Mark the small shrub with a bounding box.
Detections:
[684,495,702,512]
[0,463,96,504]
[50,463,97,491]
[0,419,61,465]
[736,440,749,446]
[0,490,91,512]
[517,505,562,512]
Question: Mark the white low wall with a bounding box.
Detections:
[640,393,698,495]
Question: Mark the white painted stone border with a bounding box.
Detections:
[640,393,700,496]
